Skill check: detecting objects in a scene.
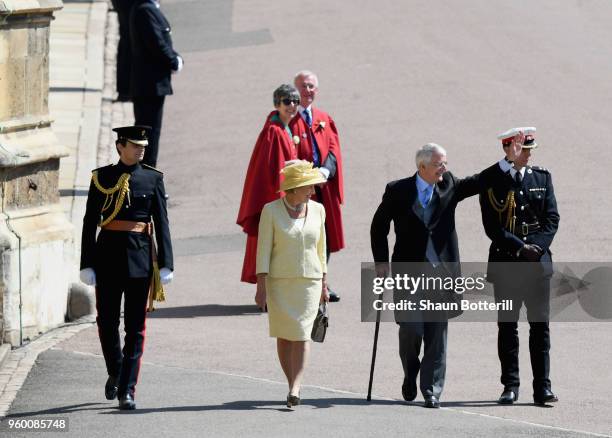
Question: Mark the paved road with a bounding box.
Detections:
[3,349,595,438]
[7,1,612,437]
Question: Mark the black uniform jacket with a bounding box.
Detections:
[371,172,479,276]
[129,0,180,97]
[80,161,173,278]
[479,163,559,280]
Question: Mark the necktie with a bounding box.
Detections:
[303,109,312,127]
[515,171,522,184]
[423,187,439,266]
[421,186,432,207]
[302,110,320,166]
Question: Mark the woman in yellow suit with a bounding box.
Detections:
[255,160,329,408]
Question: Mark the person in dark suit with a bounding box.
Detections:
[129,0,183,167]
[370,143,479,408]
[110,0,136,101]
[79,125,174,410]
[479,127,559,406]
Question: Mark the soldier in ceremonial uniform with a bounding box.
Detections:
[479,127,560,406]
[79,126,174,410]
[129,0,183,167]
[110,0,136,101]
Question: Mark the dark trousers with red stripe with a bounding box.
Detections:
[96,276,150,397]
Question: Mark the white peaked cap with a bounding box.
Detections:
[497,126,537,140]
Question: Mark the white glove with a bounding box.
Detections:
[80,268,96,286]
[318,167,330,180]
[174,56,183,73]
[160,267,173,285]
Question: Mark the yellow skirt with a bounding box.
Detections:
[266,277,321,341]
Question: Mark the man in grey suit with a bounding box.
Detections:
[370,143,479,408]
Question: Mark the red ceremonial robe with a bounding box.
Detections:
[289,107,344,252]
[237,111,297,283]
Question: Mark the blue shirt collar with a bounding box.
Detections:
[416,173,433,193]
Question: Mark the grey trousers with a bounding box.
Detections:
[399,320,448,398]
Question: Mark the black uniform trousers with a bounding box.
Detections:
[95,275,150,397]
[111,0,133,97]
[494,273,551,396]
[133,96,165,167]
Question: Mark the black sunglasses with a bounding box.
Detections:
[281,98,300,106]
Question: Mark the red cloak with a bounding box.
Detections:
[289,107,344,252]
[237,111,297,283]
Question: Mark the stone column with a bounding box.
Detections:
[0,0,72,346]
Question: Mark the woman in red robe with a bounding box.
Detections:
[237,85,300,283]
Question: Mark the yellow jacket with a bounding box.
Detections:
[256,198,327,278]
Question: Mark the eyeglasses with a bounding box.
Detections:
[430,161,448,169]
[281,98,300,106]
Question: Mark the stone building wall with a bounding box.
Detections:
[0,0,72,345]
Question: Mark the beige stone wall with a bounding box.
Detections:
[0,0,69,346]
[0,14,52,123]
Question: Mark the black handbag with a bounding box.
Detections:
[311,303,328,342]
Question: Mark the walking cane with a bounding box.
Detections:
[367,292,382,401]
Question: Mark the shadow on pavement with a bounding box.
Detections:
[148,304,262,318]
[441,400,554,408]
[101,398,403,414]
[6,403,112,417]
[5,398,554,418]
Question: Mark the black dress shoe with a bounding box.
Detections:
[534,389,558,405]
[401,378,417,402]
[423,395,440,408]
[113,94,131,103]
[118,393,136,410]
[498,388,519,404]
[105,376,118,400]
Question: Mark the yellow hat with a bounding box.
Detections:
[279,160,327,192]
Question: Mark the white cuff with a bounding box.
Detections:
[160,267,173,285]
[79,268,96,286]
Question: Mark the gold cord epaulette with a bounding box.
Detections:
[92,171,131,226]
[487,188,516,234]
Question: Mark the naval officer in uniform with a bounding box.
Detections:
[79,125,174,410]
[478,127,560,406]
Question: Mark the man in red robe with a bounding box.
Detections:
[290,71,344,301]
[237,85,300,284]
